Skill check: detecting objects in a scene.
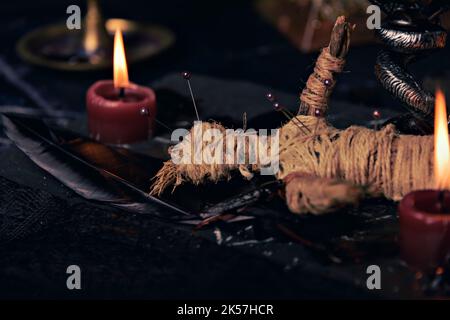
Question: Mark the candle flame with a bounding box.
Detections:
[83,24,99,54]
[113,28,129,88]
[434,89,450,189]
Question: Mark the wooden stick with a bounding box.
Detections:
[298,16,354,116]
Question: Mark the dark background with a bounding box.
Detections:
[1,0,448,112]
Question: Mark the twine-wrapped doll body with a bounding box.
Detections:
[277,116,434,201]
[150,115,434,214]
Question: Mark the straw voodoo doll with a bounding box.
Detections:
[150,16,441,215]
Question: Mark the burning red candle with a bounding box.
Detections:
[86,28,156,144]
[399,90,450,270]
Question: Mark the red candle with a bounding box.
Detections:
[86,28,156,144]
[399,190,450,270]
[399,90,450,270]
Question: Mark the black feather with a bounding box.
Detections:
[1,113,191,218]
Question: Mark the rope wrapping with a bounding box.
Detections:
[150,116,434,214]
[299,47,346,116]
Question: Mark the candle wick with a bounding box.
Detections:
[119,87,125,99]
